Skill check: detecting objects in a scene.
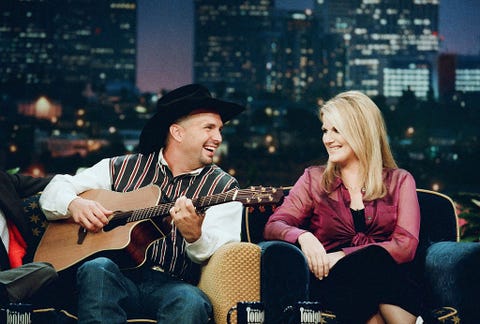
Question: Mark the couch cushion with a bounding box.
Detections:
[241,187,288,243]
[241,205,277,244]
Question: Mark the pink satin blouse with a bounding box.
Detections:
[264,166,420,264]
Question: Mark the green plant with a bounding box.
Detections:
[7,167,20,174]
[454,193,480,242]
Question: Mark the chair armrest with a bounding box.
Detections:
[197,242,261,324]
[425,241,480,323]
[258,241,309,324]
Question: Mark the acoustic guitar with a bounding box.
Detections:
[34,185,283,271]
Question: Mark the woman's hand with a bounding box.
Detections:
[327,251,345,269]
[298,232,329,280]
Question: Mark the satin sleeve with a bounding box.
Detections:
[263,168,314,243]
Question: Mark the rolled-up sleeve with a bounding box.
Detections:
[186,201,243,263]
[39,159,112,220]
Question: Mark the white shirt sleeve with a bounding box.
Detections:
[185,201,243,263]
[39,158,112,220]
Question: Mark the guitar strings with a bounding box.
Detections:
[120,187,275,223]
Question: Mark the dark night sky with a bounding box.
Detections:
[136,0,480,93]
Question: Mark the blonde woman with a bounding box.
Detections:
[264,91,421,323]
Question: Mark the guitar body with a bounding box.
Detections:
[34,185,283,272]
[34,185,165,271]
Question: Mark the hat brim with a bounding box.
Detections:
[138,97,244,154]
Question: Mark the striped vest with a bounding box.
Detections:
[109,152,238,280]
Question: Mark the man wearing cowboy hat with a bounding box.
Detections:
[40,84,245,323]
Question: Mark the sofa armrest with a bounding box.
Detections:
[258,241,309,324]
[425,241,480,323]
[197,242,261,324]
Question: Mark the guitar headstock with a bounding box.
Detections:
[235,186,284,206]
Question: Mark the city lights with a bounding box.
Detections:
[406,127,415,137]
[0,0,478,196]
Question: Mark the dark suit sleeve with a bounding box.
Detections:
[8,173,53,198]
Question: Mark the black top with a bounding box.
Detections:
[350,208,367,233]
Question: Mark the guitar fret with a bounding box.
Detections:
[127,190,237,222]
[106,186,282,231]
[129,203,172,222]
[196,191,232,208]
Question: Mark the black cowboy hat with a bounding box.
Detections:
[138,84,245,154]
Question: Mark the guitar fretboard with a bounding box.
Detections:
[116,189,238,223]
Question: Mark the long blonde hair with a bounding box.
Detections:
[319,91,397,200]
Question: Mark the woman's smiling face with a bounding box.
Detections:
[321,116,357,167]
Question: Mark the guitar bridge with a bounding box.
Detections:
[77,227,87,244]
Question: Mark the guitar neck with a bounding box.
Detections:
[106,189,238,230]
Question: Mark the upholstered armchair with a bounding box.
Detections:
[255,189,480,323]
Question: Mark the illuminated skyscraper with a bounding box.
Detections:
[266,9,321,102]
[438,53,480,101]
[0,0,137,98]
[315,0,440,97]
[455,55,480,93]
[383,60,432,98]
[193,0,274,98]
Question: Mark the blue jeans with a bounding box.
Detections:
[76,257,212,324]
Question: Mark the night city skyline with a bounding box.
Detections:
[1,0,479,196]
[2,4,480,321]
[136,0,480,93]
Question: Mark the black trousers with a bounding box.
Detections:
[309,245,422,324]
